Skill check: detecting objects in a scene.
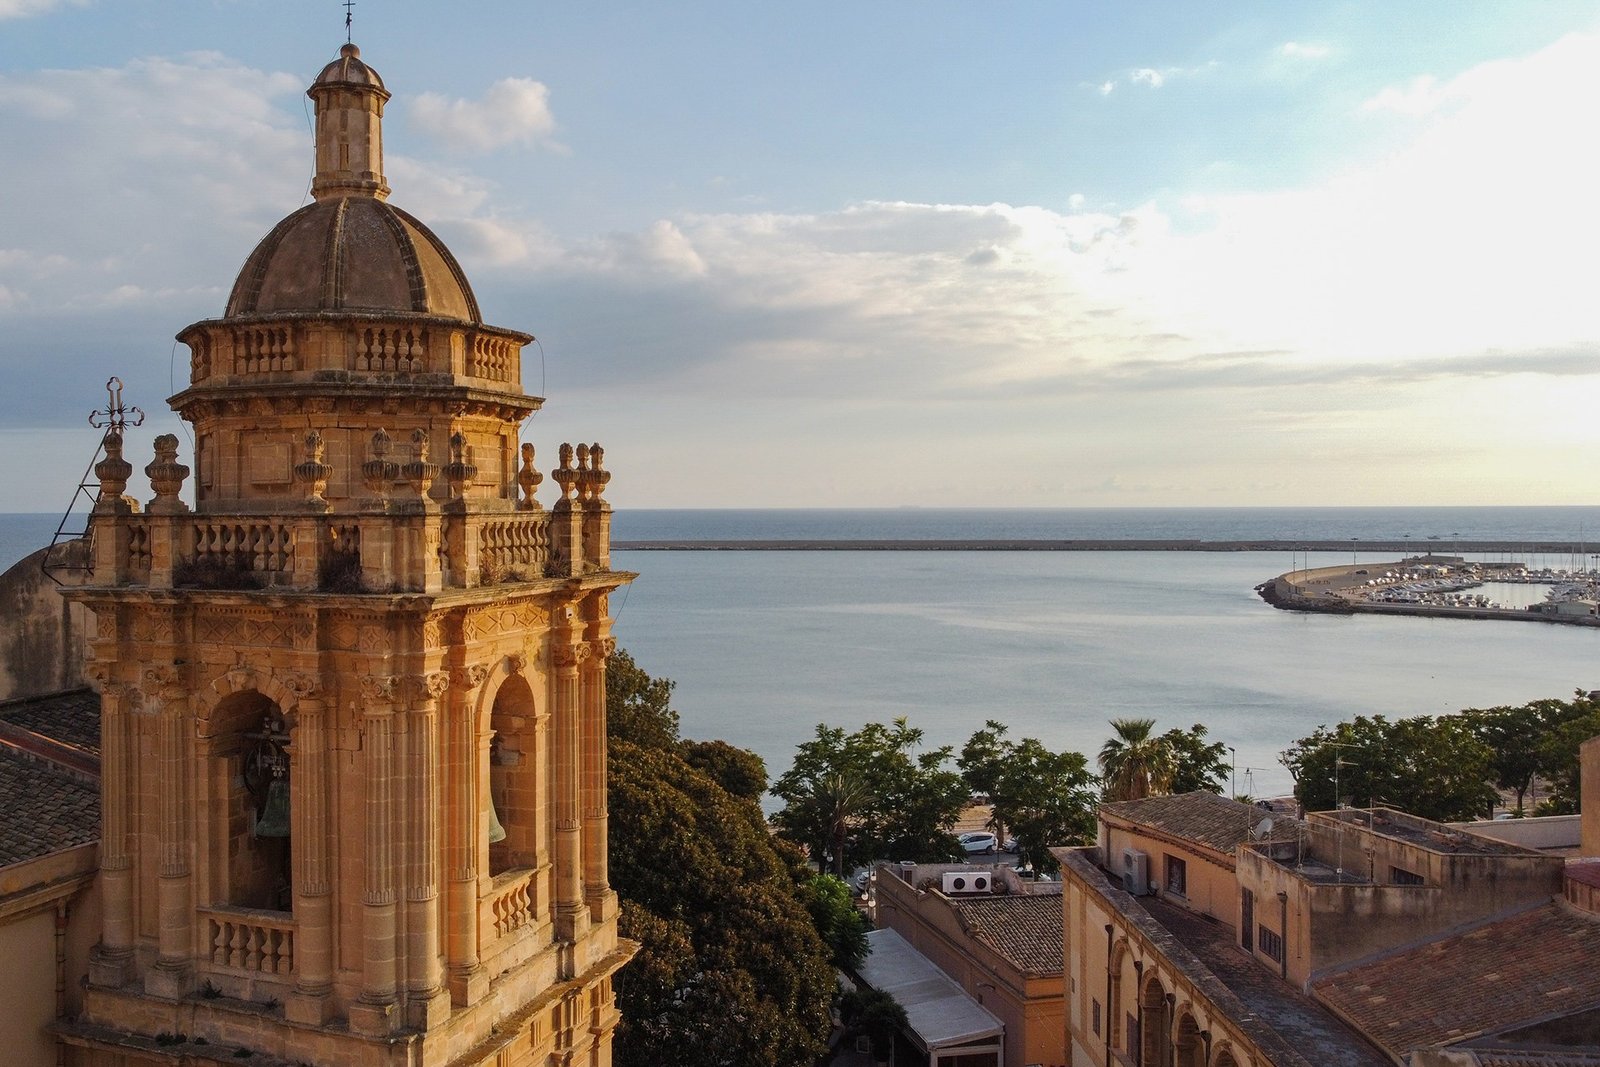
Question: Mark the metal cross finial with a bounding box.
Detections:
[344,0,355,43]
[88,377,145,431]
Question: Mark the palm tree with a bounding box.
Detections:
[1098,718,1174,801]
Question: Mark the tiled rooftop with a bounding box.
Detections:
[1101,790,1285,855]
[0,745,99,866]
[949,893,1062,975]
[1315,902,1600,1058]
[1140,895,1391,1067]
[0,688,101,755]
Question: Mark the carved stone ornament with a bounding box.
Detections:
[293,430,334,511]
[590,636,617,661]
[552,643,590,670]
[144,433,191,514]
[451,663,491,690]
[362,428,399,498]
[516,442,543,510]
[143,664,183,698]
[506,652,528,676]
[425,671,451,698]
[358,674,399,704]
[85,662,114,689]
[281,673,323,700]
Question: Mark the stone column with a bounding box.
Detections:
[146,666,194,998]
[89,674,137,987]
[551,637,590,946]
[446,664,489,1006]
[580,627,616,922]
[285,680,333,1026]
[403,671,451,1030]
[350,676,400,1036]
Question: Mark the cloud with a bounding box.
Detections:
[1361,74,1442,116]
[1130,68,1166,89]
[0,0,83,19]
[1097,61,1218,95]
[1278,41,1332,60]
[409,77,558,152]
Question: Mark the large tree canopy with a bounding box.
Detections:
[606,652,836,1067]
[770,718,969,876]
[1281,713,1498,822]
[1098,717,1174,801]
[959,722,1097,872]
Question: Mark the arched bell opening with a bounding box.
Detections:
[206,689,293,912]
[487,673,538,877]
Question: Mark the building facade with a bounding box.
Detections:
[58,42,634,1066]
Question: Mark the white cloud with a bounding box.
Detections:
[409,77,558,152]
[1130,68,1165,89]
[1361,74,1442,116]
[1098,61,1217,96]
[0,0,83,19]
[1278,41,1332,60]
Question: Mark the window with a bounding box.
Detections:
[1258,925,1283,963]
[1091,998,1101,1036]
[1165,854,1187,896]
[1240,888,1254,952]
[1391,866,1425,886]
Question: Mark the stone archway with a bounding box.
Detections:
[1213,1045,1241,1067]
[1141,974,1170,1067]
[487,669,539,876]
[205,688,292,910]
[1175,1010,1203,1067]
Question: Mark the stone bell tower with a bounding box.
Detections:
[61,43,634,1067]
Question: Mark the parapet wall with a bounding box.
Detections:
[0,546,90,702]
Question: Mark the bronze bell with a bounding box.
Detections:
[255,777,292,838]
[487,793,507,844]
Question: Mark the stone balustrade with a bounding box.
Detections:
[199,906,296,999]
[479,866,545,976]
[87,436,614,593]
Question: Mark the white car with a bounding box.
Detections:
[958,831,998,854]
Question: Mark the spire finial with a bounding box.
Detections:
[344,0,355,44]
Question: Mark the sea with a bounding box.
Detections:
[7,507,1600,803]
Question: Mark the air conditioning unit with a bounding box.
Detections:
[1121,848,1150,896]
[943,871,992,894]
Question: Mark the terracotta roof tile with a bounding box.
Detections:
[948,893,1062,975]
[1100,791,1281,855]
[0,688,101,755]
[0,745,99,866]
[1314,903,1600,1058]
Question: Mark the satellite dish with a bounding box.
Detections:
[1251,816,1275,840]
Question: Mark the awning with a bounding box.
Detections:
[858,928,1004,1053]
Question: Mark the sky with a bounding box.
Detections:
[3,1,1600,510]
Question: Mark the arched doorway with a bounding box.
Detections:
[487,672,539,877]
[1214,1048,1240,1067]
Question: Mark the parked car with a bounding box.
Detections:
[1002,836,1019,853]
[958,831,998,854]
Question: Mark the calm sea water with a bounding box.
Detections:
[6,509,1597,801]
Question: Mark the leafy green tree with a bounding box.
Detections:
[1161,723,1229,795]
[959,725,1097,871]
[606,653,836,1067]
[1533,696,1600,815]
[1098,718,1174,801]
[607,646,680,750]
[1281,713,1497,822]
[799,873,868,972]
[840,987,908,1064]
[771,718,969,875]
[683,739,768,802]
[991,737,1097,872]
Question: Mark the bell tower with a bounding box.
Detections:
[62,43,634,1067]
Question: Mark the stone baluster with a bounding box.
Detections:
[89,675,137,988]
[285,679,333,1025]
[403,671,451,1030]
[551,631,590,949]
[351,675,400,1036]
[446,664,489,1006]
[581,624,616,922]
[146,666,194,997]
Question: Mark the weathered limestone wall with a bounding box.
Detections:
[0,546,90,702]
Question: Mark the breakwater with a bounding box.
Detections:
[614,539,1590,553]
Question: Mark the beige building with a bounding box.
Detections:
[43,40,634,1067]
[870,862,1067,1067]
[1056,788,1600,1067]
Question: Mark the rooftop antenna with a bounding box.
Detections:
[43,377,145,586]
[344,0,355,43]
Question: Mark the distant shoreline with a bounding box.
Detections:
[613,539,1593,553]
